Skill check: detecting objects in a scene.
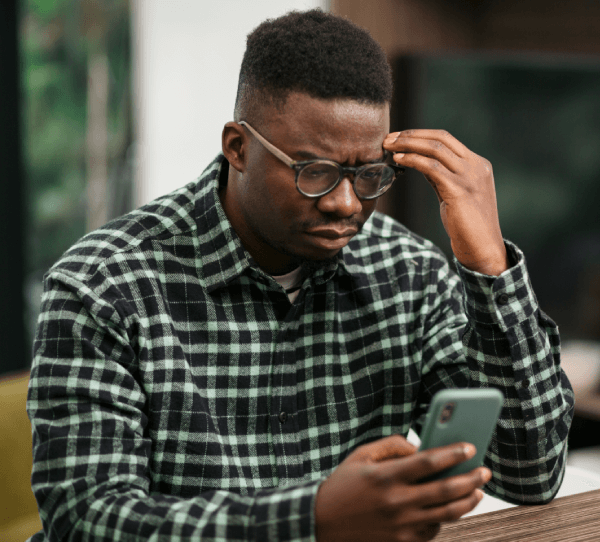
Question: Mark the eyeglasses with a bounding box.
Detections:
[239,121,404,200]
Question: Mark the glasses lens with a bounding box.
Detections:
[355,165,394,198]
[297,161,340,196]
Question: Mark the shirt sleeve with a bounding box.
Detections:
[415,240,575,505]
[27,271,319,542]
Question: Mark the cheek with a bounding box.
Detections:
[243,172,306,232]
[363,199,378,220]
[262,173,307,218]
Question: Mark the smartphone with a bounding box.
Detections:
[417,388,504,481]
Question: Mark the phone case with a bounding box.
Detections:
[418,388,504,481]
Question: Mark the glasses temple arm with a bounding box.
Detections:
[238,121,296,168]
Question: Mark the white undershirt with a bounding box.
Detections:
[272,267,303,303]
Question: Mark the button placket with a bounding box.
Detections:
[269,319,303,483]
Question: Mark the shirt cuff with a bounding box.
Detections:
[250,478,321,542]
[454,240,538,332]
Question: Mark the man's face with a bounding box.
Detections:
[222,92,390,275]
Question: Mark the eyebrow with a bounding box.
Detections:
[295,150,387,165]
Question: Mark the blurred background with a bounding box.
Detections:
[1,0,600,539]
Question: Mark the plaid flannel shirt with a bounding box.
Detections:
[28,154,574,542]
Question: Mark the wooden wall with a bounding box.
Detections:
[331,0,600,56]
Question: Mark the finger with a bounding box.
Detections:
[374,443,476,485]
[383,136,462,174]
[388,150,459,193]
[409,488,485,524]
[350,434,418,464]
[385,129,470,158]
[408,467,492,508]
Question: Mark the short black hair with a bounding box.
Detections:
[234,9,392,121]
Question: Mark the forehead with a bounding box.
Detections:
[258,92,390,159]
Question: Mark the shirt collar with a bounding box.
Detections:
[193,154,254,292]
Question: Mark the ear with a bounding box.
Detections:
[222,122,248,174]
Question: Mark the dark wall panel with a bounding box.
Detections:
[0,0,28,375]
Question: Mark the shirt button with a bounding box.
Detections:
[278,411,288,424]
[497,293,509,305]
[522,379,530,388]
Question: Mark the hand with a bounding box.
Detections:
[315,435,490,542]
[383,130,509,276]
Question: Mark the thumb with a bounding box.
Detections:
[349,434,417,464]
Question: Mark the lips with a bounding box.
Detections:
[305,227,358,239]
[303,227,358,252]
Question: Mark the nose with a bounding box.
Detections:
[316,176,362,218]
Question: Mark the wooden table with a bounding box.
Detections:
[435,489,600,541]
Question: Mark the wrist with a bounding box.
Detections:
[454,246,510,277]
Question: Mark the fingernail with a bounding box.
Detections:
[393,153,405,159]
[481,468,492,483]
[463,444,476,458]
[476,489,485,502]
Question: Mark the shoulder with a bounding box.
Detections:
[49,185,194,282]
[47,157,223,283]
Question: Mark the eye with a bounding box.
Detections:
[361,169,382,180]
[359,165,385,181]
[301,162,338,180]
[305,168,331,178]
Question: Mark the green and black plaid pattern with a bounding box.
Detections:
[27,154,574,541]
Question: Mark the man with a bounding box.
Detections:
[28,9,573,542]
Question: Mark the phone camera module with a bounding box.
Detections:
[439,402,456,424]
